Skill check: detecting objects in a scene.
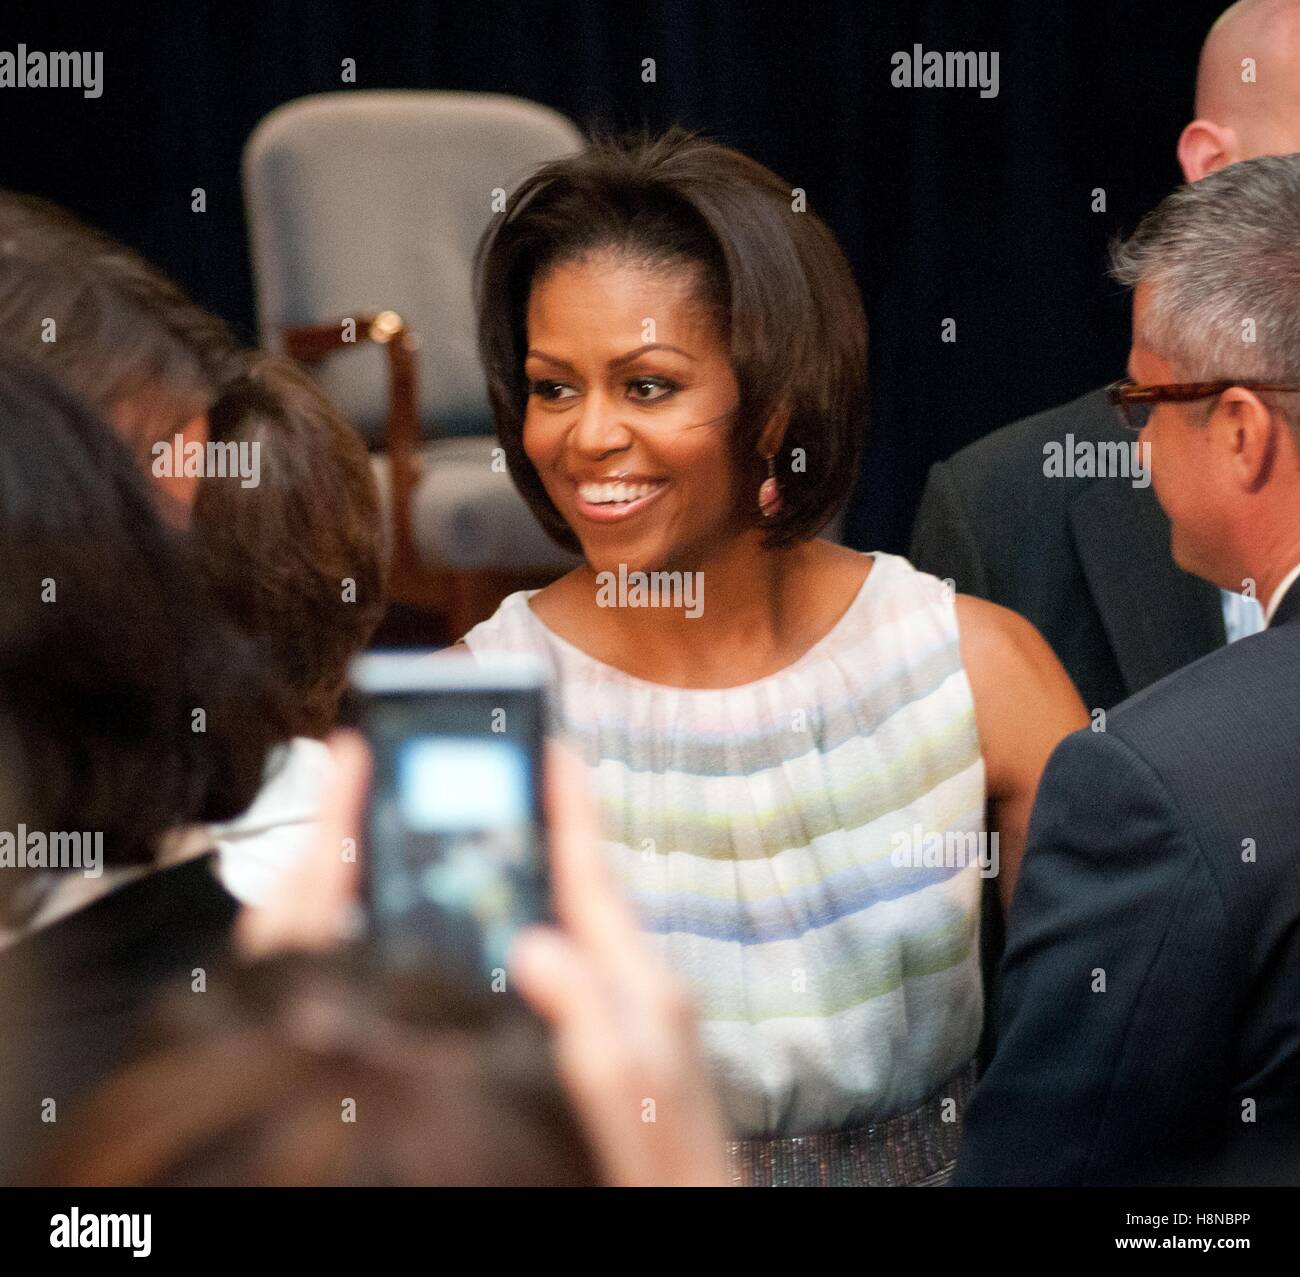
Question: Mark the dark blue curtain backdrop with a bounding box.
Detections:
[4,0,1223,552]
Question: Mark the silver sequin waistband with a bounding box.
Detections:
[726,1060,977,1187]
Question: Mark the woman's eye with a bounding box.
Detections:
[627,377,676,402]
[528,379,577,401]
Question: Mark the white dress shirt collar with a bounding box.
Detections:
[1264,561,1300,625]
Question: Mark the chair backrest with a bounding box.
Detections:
[243,91,584,444]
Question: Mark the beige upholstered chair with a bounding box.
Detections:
[243,90,581,636]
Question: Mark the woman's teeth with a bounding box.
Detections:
[578,480,661,505]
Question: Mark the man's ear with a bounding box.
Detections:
[1177,119,1237,184]
[150,412,210,522]
[1216,388,1277,493]
[180,411,210,447]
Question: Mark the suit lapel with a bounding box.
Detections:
[1068,478,1225,698]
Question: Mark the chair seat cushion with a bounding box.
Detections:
[371,437,579,572]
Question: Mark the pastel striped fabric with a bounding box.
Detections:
[464,551,985,1139]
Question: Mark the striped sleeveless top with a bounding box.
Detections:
[464,551,985,1170]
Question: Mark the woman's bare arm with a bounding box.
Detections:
[956,594,1090,911]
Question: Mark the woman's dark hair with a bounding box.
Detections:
[32,949,601,1187]
[0,190,243,464]
[475,128,868,550]
[0,354,283,913]
[194,353,387,740]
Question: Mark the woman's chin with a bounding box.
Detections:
[573,528,659,576]
[573,520,738,581]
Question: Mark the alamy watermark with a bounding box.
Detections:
[152,434,261,488]
[595,563,704,618]
[50,1209,151,1258]
[890,824,1000,879]
[1043,435,1150,488]
[891,44,999,99]
[0,46,102,98]
[0,827,102,877]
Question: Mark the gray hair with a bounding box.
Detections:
[1109,154,1300,413]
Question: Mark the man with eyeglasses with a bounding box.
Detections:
[953,152,1300,1185]
[910,0,1300,714]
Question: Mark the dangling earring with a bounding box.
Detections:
[758,454,782,518]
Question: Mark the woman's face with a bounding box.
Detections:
[523,250,744,575]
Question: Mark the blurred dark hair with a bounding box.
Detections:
[0,354,284,913]
[474,128,868,551]
[193,354,387,739]
[33,949,601,1186]
[0,190,243,464]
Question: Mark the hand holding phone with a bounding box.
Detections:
[237,723,729,1187]
[352,651,550,984]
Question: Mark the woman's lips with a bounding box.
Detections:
[571,479,667,524]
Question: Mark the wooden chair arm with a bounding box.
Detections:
[280,312,539,635]
[282,311,423,582]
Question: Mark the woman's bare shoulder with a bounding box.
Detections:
[953,593,1049,665]
[954,593,1089,734]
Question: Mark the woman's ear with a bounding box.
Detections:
[757,402,791,459]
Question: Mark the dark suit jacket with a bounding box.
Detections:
[0,854,238,1183]
[953,583,1300,1186]
[909,388,1225,713]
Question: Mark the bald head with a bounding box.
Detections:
[1180,0,1300,180]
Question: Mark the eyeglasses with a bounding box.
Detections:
[1107,378,1300,432]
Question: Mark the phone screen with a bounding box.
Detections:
[358,663,548,981]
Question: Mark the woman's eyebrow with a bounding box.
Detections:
[525,343,697,370]
[611,343,696,368]
[524,350,575,370]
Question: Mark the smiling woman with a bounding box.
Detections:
[476,127,867,558]
[465,130,1088,1184]
[520,251,747,579]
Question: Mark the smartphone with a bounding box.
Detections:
[350,650,550,981]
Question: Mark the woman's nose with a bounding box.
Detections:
[569,391,633,457]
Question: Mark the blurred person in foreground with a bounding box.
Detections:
[955,154,1300,1186]
[177,353,388,906]
[0,192,388,910]
[0,356,279,1181]
[0,190,243,525]
[462,129,1087,1184]
[35,738,730,1188]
